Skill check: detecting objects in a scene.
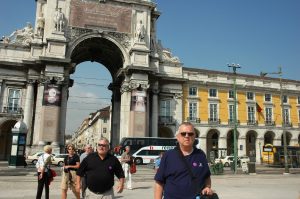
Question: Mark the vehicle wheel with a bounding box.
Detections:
[134,158,143,165]
[224,162,229,167]
[58,161,64,167]
[32,159,38,165]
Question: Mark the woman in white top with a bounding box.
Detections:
[36,145,52,199]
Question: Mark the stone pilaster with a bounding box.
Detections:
[151,82,159,137]
[24,80,34,145]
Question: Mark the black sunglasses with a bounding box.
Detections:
[97,144,108,147]
[180,132,195,137]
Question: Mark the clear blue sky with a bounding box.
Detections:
[1,0,300,133]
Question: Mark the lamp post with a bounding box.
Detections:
[260,66,289,174]
[228,63,241,174]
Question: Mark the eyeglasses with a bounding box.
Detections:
[97,144,108,147]
[180,132,195,137]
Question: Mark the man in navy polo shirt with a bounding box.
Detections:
[154,122,213,199]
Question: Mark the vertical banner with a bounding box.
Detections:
[42,84,62,106]
[130,90,147,112]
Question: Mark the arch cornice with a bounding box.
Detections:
[66,31,130,66]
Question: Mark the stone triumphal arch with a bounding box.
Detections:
[0,0,184,156]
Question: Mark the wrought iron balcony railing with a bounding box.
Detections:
[1,106,23,114]
[186,117,201,123]
[282,122,292,127]
[247,120,258,126]
[228,119,240,125]
[265,120,275,126]
[208,118,220,125]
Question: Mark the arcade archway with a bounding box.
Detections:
[0,119,17,160]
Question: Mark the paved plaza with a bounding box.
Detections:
[0,162,299,199]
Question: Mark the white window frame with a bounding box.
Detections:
[247,92,254,101]
[283,108,290,124]
[247,106,256,122]
[7,88,21,113]
[160,100,171,117]
[228,104,234,121]
[209,103,218,121]
[282,95,288,104]
[189,102,197,120]
[228,90,234,99]
[209,88,217,98]
[264,93,272,102]
[265,107,273,123]
[189,86,197,96]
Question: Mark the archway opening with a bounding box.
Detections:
[206,129,219,162]
[281,131,292,146]
[227,129,240,156]
[68,36,125,148]
[264,131,275,145]
[246,130,257,159]
[0,119,17,160]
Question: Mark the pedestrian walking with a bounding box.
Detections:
[79,144,93,198]
[120,145,133,190]
[154,122,213,199]
[35,145,53,199]
[76,137,125,199]
[61,144,80,199]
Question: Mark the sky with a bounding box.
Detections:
[1,0,300,134]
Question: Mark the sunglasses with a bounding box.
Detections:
[68,148,74,150]
[97,144,108,147]
[180,132,195,137]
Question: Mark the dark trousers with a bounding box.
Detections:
[36,172,49,199]
[81,175,87,198]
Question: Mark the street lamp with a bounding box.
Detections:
[260,66,289,174]
[228,63,241,174]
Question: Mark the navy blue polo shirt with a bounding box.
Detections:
[77,152,125,193]
[154,148,211,199]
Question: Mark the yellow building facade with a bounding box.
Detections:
[182,68,300,163]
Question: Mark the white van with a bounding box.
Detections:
[132,145,175,165]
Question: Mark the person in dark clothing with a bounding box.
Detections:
[76,137,125,199]
[61,144,80,199]
[154,122,213,199]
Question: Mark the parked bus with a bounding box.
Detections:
[132,145,176,165]
[113,137,177,155]
[262,144,300,167]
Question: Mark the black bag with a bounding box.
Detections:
[46,169,52,178]
[200,193,219,199]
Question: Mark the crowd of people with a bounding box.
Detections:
[35,122,216,199]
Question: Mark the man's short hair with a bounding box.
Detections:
[176,122,195,135]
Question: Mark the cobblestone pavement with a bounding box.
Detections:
[0,162,299,199]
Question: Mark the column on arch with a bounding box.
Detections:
[151,81,159,137]
[23,80,35,145]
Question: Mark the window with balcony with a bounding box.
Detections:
[282,95,288,103]
[160,100,172,123]
[189,102,197,121]
[103,119,107,123]
[189,87,197,96]
[8,89,21,113]
[298,96,300,104]
[265,93,272,102]
[209,103,218,122]
[283,108,290,125]
[265,107,274,125]
[247,106,256,124]
[209,88,217,97]
[103,128,107,134]
[247,92,254,100]
[228,104,234,122]
[228,90,234,99]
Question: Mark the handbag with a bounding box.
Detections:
[130,163,137,174]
